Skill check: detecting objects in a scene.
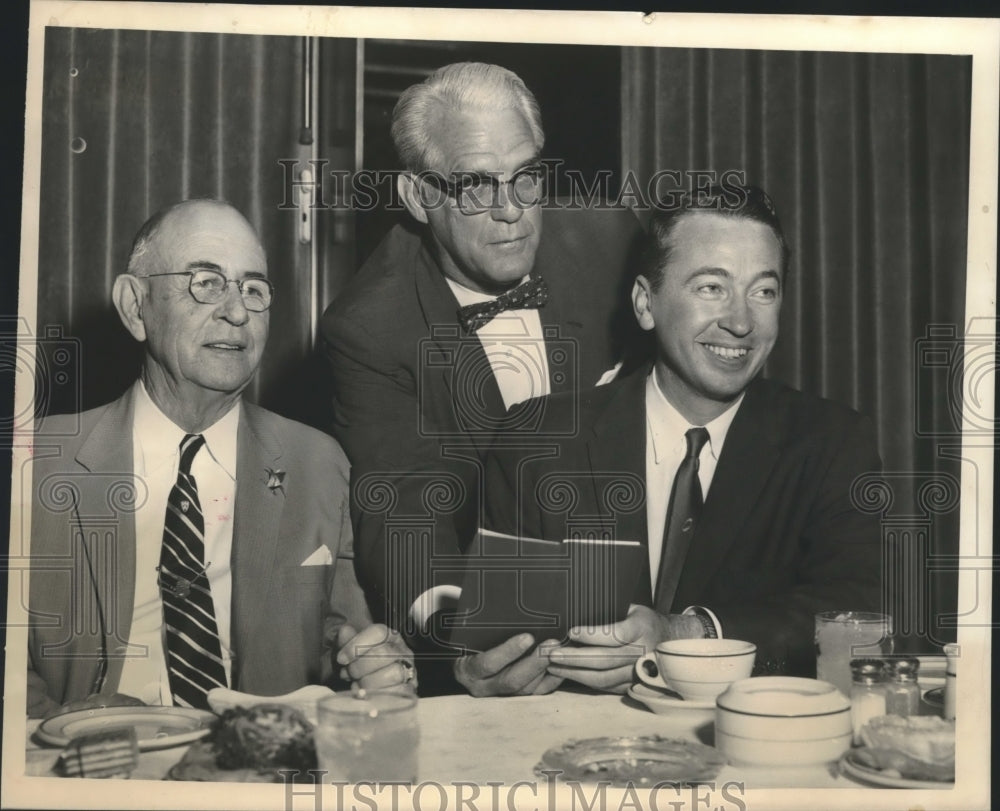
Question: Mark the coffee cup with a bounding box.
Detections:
[635,638,757,702]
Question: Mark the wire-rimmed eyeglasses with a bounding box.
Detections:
[145,268,274,312]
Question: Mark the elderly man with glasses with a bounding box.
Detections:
[321,62,640,696]
[27,198,414,718]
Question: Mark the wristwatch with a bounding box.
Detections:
[687,606,719,639]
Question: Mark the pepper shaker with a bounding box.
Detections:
[884,657,921,717]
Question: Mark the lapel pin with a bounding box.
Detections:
[265,468,286,495]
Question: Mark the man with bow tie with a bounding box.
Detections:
[27,199,414,718]
[320,62,639,695]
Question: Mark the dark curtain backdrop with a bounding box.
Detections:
[622,49,971,649]
[37,28,356,423]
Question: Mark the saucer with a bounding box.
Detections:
[628,684,716,713]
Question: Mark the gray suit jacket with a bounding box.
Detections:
[26,384,370,716]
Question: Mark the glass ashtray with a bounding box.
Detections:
[534,735,725,786]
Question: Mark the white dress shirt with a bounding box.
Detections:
[447,277,551,410]
[117,382,239,704]
[645,373,743,632]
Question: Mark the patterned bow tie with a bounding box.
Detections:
[457,275,549,333]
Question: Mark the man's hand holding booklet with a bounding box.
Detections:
[440,529,644,653]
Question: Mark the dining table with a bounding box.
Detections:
[23,661,948,791]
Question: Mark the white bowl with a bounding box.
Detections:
[715,730,852,767]
[715,677,852,766]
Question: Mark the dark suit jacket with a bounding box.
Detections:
[321,206,641,635]
[482,369,884,676]
[26,384,371,717]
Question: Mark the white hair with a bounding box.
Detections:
[391,62,545,172]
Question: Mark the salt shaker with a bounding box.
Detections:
[884,657,921,717]
[943,643,958,720]
[850,658,887,744]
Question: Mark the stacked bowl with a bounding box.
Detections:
[715,677,852,767]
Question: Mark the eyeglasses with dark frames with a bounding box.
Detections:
[145,268,274,312]
[416,163,546,215]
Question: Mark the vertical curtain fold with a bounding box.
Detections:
[622,48,971,647]
[38,28,307,412]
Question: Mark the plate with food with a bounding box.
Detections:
[36,706,214,751]
[206,684,334,725]
[535,735,725,787]
[167,703,318,782]
[840,715,955,788]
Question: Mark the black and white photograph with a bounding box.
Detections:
[2,3,995,810]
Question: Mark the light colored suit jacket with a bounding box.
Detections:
[26,383,370,717]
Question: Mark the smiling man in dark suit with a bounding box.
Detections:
[482,184,884,693]
[321,62,639,695]
[27,199,414,717]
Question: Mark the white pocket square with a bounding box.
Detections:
[300,546,333,566]
[596,361,623,386]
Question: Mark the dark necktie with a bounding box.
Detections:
[457,274,549,333]
[654,427,710,613]
[158,433,228,708]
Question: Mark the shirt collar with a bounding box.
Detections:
[645,372,744,465]
[446,275,531,307]
[134,381,240,480]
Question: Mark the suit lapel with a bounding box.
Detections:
[587,372,647,532]
[674,380,784,607]
[74,385,139,692]
[413,238,507,433]
[230,403,284,686]
[535,210,592,395]
[536,246,581,397]
[584,372,650,603]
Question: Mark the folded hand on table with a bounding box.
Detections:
[454,634,563,697]
[547,605,703,693]
[336,624,416,693]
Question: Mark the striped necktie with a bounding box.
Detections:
[654,427,710,613]
[158,433,228,708]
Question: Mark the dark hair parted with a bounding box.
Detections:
[637,184,790,291]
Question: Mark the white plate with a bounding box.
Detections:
[37,706,215,751]
[839,751,953,790]
[628,684,716,712]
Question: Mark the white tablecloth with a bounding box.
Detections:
[25,657,948,787]
[27,690,852,787]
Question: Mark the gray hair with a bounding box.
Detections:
[391,62,545,173]
[126,205,173,276]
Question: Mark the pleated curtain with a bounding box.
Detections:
[622,48,972,647]
[37,28,308,413]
